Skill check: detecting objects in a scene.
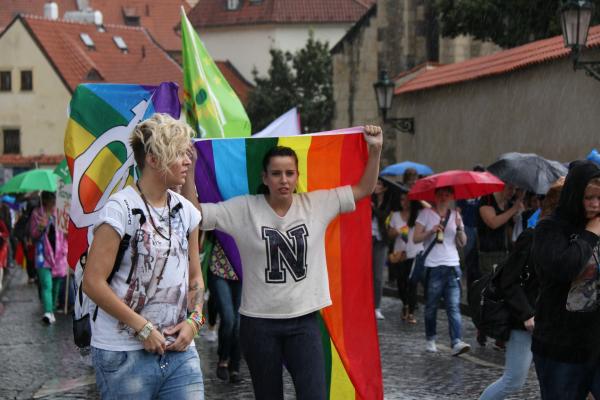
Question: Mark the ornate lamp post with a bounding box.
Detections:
[560,0,600,80]
[373,70,415,134]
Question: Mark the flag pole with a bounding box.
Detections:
[64,269,70,314]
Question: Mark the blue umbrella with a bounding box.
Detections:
[381,161,433,177]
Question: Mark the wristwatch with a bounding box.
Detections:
[136,321,154,341]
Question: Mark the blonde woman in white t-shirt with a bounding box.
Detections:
[83,114,205,399]
[413,186,470,357]
[183,126,383,400]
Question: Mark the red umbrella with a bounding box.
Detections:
[408,170,504,202]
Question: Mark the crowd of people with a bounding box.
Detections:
[1,112,599,400]
[370,161,600,399]
[0,192,71,323]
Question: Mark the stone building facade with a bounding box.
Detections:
[392,32,600,171]
[331,0,500,165]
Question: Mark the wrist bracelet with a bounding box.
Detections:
[186,318,200,338]
[188,311,206,328]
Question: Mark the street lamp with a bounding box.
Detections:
[373,70,415,134]
[560,0,600,81]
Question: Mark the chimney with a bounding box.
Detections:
[93,10,103,26]
[43,2,59,20]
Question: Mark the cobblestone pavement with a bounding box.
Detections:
[0,268,541,399]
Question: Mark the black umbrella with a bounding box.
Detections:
[487,152,567,195]
[379,175,409,193]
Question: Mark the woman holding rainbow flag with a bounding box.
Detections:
[183,125,382,400]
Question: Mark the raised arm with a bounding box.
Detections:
[352,125,383,202]
[182,143,202,212]
[480,200,523,230]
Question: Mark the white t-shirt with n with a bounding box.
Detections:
[415,207,460,267]
[389,211,424,259]
[91,186,201,351]
[201,186,355,319]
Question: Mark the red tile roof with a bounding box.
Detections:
[0,0,77,31]
[0,1,189,51]
[0,154,63,166]
[2,15,252,103]
[88,1,189,52]
[18,15,184,93]
[188,0,376,28]
[395,25,600,95]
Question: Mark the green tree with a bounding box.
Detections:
[436,0,600,48]
[247,33,333,133]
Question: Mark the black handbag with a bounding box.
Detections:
[73,283,92,348]
[73,313,92,348]
[468,263,512,341]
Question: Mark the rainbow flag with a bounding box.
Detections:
[64,83,180,269]
[194,130,383,400]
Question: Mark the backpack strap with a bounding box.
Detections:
[422,209,452,259]
[92,233,131,322]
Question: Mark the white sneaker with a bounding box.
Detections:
[42,312,55,325]
[204,329,218,342]
[375,309,385,320]
[451,340,471,356]
[425,340,437,353]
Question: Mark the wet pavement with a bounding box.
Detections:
[0,267,541,399]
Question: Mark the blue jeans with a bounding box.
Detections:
[480,329,533,400]
[91,347,204,399]
[534,353,600,400]
[425,265,462,346]
[210,273,242,371]
[240,312,326,400]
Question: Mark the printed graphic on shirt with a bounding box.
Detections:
[118,202,189,337]
[262,224,309,283]
[566,244,600,312]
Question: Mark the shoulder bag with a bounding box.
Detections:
[409,210,451,285]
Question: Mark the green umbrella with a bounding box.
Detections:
[0,169,58,193]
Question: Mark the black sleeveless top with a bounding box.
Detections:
[477,194,511,252]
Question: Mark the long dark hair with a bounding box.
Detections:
[407,200,423,228]
[258,146,299,194]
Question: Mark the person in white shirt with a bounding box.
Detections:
[388,193,424,324]
[83,114,205,399]
[183,126,383,400]
[413,186,470,356]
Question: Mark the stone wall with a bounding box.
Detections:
[392,54,600,171]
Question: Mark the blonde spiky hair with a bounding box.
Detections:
[130,113,194,173]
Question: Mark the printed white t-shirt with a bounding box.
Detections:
[389,211,424,259]
[415,207,460,267]
[90,186,201,351]
[201,186,355,319]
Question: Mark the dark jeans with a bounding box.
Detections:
[463,226,480,290]
[206,274,219,327]
[534,354,600,400]
[240,313,326,400]
[424,266,462,346]
[372,239,387,309]
[210,273,242,371]
[396,258,417,314]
